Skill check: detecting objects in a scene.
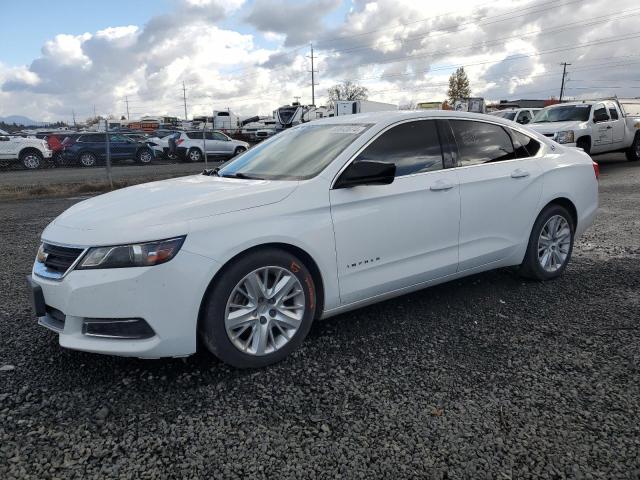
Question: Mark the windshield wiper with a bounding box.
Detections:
[220,172,264,180]
[202,167,220,176]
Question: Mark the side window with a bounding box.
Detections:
[354,120,443,177]
[212,132,228,141]
[517,111,532,124]
[509,129,541,158]
[608,104,619,120]
[449,120,515,166]
[204,132,215,140]
[187,131,203,140]
[83,134,104,143]
[593,103,609,123]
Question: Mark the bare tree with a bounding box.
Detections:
[327,80,369,104]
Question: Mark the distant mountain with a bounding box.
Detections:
[0,115,41,126]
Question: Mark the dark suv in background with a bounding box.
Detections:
[60,133,155,167]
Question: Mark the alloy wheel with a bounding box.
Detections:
[80,153,96,167]
[23,154,41,169]
[139,150,153,163]
[189,149,201,162]
[224,266,305,356]
[537,215,571,272]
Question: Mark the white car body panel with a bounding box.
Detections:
[0,133,52,161]
[30,110,598,358]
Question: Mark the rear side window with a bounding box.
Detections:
[80,134,104,143]
[354,120,443,177]
[187,132,203,140]
[509,129,541,158]
[449,120,515,166]
[608,106,619,120]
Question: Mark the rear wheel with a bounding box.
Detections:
[200,248,317,368]
[520,204,575,280]
[625,133,640,162]
[79,152,97,167]
[136,148,153,164]
[20,150,43,169]
[186,148,202,162]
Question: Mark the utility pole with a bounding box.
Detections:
[182,82,188,120]
[104,119,114,190]
[125,96,130,120]
[307,43,318,106]
[93,105,96,118]
[72,109,76,128]
[559,62,571,103]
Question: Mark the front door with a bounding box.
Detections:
[445,119,544,271]
[607,102,626,147]
[591,103,613,153]
[330,119,460,305]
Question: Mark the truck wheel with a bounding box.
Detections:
[625,133,640,162]
[20,150,43,169]
[576,137,591,156]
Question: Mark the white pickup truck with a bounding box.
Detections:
[0,128,53,169]
[528,100,640,161]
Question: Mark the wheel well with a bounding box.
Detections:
[575,135,590,147]
[197,243,326,330]
[544,197,578,229]
[19,147,43,159]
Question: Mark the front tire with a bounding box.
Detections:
[520,204,575,280]
[20,150,43,169]
[200,248,317,368]
[233,146,247,157]
[625,133,640,162]
[576,137,591,156]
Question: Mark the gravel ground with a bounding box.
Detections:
[0,155,638,479]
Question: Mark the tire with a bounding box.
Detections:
[519,204,575,281]
[79,152,97,168]
[20,150,43,169]
[136,148,154,164]
[186,148,203,162]
[200,248,317,368]
[576,137,591,156]
[625,133,640,162]
[233,146,247,157]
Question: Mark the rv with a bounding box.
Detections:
[334,100,397,116]
[274,103,334,130]
[192,111,240,134]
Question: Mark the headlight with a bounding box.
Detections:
[76,236,185,270]
[556,130,575,144]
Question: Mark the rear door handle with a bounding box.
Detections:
[430,181,454,191]
[511,169,530,179]
[605,126,612,129]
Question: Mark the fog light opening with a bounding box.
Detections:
[82,318,155,339]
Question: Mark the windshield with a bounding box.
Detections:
[492,111,516,120]
[218,124,371,181]
[533,105,591,123]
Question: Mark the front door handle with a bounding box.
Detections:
[511,169,530,179]
[430,181,454,191]
[605,125,612,129]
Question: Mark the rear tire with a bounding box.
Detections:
[79,152,97,168]
[20,150,43,169]
[136,148,154,164]
[186,148,202,162]
[625,133,640,162]
[199,248,317,368]
[519,204,575,281]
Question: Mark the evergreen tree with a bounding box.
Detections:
[447,67,471,103]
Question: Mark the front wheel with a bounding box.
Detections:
[200,249,317,368]
[520,204,575,280]
[20,150,43,169]
[576,137,591,156]
[625,133,640,162]
[233,146,247,157]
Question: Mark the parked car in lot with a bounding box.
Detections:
[175,130,249,162]
[146,129,183,159]
[489,108,540,125]
[28,110,598,368]
[529,100,640,160]
[0,128,53,169]
[60,132,155,167]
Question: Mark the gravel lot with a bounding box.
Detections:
[1,154,638,479]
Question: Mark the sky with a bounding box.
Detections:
[1,0,639,122]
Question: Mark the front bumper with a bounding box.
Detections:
[28,250,221,358]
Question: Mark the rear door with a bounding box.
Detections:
[330,119,460,305]
[109,134,133,159]
[446,119,544,271]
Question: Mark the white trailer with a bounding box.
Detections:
[334,100,397,116]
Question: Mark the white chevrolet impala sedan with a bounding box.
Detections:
[28,111,598,368]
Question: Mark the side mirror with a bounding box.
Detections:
[334,160,396,189]
[0,135,9,141]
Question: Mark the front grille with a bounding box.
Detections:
[42,243,84,273]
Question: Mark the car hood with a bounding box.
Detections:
[44,175,298,245]
[529,121,585,134]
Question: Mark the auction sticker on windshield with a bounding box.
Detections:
[328,126,368,134]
